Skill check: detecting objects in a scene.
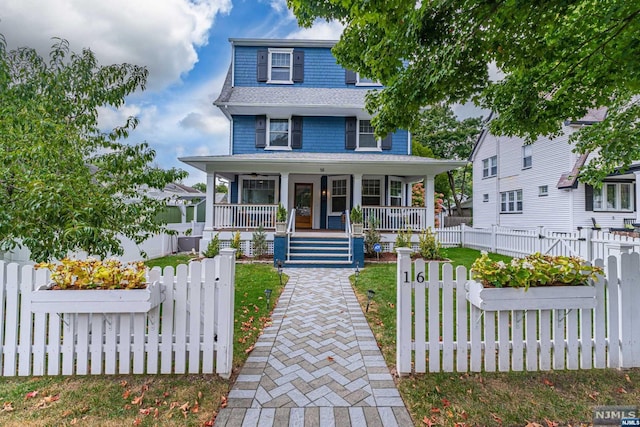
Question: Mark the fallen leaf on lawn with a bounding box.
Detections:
[124,404,131,410]
[491,413,502,425]
[70,418,78,425]
[442,398,451,408]
[180,401,190,418]
[44,394,59,403]
[616,387,627,394]
[435,386,441,393]
[3,402,15,412]
[163,391,171,398]
[525,422,543,427]
[141,385,149,392]
[625,374,631,383]
[460,411,468,420]
[245,345,255,354]
[120,380,128,387]
[198,391,203,400]
[122,389,131,399]
[220,396,228,409]
[154,408,159,418]
[62,410,73,417]
[204,420,214,427]
[25,390,39,399]
[422,416,435,426]
[542,378,554,387]
[133,418,142,426]
[430,407,440,414]
[132,394,144,406]
[139,408,151,416]
[588,391,600,401]
[192,400,199,413]
[544,419,559,427]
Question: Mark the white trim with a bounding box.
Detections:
[328,175,350,216]
[266,117,292,150]
[388,176,405,206]
[593,182,634,212]
[267,48,293,84]
[355,73,382,87]
[238,175,280,204]
[361,175,383,206]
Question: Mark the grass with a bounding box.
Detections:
[352,247,640,426]
[0,255,286,427]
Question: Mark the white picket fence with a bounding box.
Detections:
[437,224,640,262]
[396,248,640,375]
[0,249,236,378]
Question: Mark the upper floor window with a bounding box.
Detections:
[538,185,548,196]
[362,179,381,206]
[482,156,497,178]
[356,73,381,86]
[345,117,392,151]
[358,120,379,150]
[268,48,293,83]
[268,118,290,148]
[593,183,633,211]
[500,189,522,213]
[522,145,532,169]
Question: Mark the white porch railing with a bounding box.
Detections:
[214,204,277,229]
[363,206,428,231]
[286,208,296,261]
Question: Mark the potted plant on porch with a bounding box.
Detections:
[31,258,164,313]
[466,252,603,311]
[275,203,288,235]
[350,205,364,236]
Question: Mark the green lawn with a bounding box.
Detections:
[0,255,285,427]
[352,247,640,426]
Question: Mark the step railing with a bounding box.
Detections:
[345,209,353,262]
[286,208,296,262]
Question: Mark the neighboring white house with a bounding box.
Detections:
[471,109,640,232]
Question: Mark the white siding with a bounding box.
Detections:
[472,134,498,228]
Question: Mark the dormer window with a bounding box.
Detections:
[268,48,293,83]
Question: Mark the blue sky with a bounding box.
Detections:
[0,0,344,185]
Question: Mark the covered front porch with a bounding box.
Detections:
[179,152,466,249]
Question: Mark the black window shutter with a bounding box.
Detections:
[585,184,593,211]
[345,117,357,150]
[257,50,268,82]
[345,69,357,85]
[381,133,392,150]
[291,116,303,149]
[292,50,304,83]
[255,115,267,148]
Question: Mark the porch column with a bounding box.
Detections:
[205,172,215,230]
[635,171,640,223]
[424,175,435,229]
[280,172,289,210]
[353,173,363,208]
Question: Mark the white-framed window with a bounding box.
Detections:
[362,179,381,206]
[268,48,293,83]
[389,179,403,206]
[522,145,532,169]
[267,118,290,149]
[482,156,497,178]
[538,185,548,196]
[241,177,278,204]
[500,189,523,213]
[483,193,489,202]
[330,178,348,214]
[357,119,380,150]
[356,73,381,86]
[593,183,633,211]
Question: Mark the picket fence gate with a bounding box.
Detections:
[396,248,640,375]
[0,249,236,379]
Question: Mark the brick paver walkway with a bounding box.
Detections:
[214,268,413,426]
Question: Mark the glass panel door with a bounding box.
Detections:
[295,183,313,229]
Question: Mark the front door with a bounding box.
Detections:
[295,183,313,229]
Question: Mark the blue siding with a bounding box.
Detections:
[232,115,409,155]
[234,46,369,89]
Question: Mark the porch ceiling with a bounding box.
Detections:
[179,152,467,177]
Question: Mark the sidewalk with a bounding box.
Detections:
[214,268,413,426]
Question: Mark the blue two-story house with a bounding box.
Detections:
[180,38,465,266]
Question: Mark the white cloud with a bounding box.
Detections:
[0,0,232,90]
[286,20,344,40]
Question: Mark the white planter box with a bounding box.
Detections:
[466,280,596,311]
[31,281,164,314]
[352,223,363,236]
[275,222,287,235]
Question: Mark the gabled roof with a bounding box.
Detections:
[229,38,338,48]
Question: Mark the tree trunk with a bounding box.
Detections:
[448,171,464,216]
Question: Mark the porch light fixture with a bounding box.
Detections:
[366,289,375,312]
[264,288,273,310]
[322,189,327,197]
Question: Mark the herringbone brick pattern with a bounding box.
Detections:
[215,269,412,426]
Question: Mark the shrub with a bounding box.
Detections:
[276,203,288,222]
[252,226,268,257]
[418,227,442,260]
[350,205,363,224]
[364,218,381,256]
[471,251,604,290]
[230,231,243,259]
[202,233,220,258]
[35,258,147,290]
[395,227,412,249]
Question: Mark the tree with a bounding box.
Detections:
[192,182,206,193]
[412,107,481,215]
[288,0,640,183]
[192,182,228,194]
[0,36,186,262]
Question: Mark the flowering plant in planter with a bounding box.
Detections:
[471,252,603,291]
[35,258,147,290]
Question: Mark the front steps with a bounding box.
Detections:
[286,234,354,268]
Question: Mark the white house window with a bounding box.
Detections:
[242,179,276,204]
[331,179,347,214]
[268,118,290,148]
[522,145,532,169]
[356,73,381,86]
[358,120,379,149]
[268,49,292,83]
[500,189,523,213]
[362,179,381,206]
[538,185,548,196]
[482,156,497,178]
[389,180,403,206]
[593,183,633,211]
[483,193,489,202]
